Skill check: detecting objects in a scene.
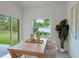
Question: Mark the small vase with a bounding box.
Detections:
[30,34,34,42]
[37,34,40,42]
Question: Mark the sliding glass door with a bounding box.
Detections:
[0,15,19,45]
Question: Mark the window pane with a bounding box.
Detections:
[38,28,50,37]
[33,17,51,37]
[0,15,10,44]
[34,18,50,27]
[11,17,19,45]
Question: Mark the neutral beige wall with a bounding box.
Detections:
[22,2,67,48]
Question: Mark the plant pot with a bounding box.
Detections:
[60,48,65,52]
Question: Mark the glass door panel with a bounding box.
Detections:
[0,15,19,45]
[0,15,10,45]
[11,17,19,45]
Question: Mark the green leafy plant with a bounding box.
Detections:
[56,19,69,49]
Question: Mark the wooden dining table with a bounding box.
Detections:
[8,38,47,58]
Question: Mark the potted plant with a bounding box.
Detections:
[56,19,69,52]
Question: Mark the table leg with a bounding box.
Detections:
[9,50,17,58]
[37,54,44,58]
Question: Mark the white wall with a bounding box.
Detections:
[67,1,79,58]
[22,2,67,48]
[0,1,22,19]
[0,1,22,41]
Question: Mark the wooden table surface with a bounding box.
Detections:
[8,38,47,58]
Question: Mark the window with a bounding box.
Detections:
[0,15,19,45]
[33,17,51,38]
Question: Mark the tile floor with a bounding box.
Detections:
[0,44,9,57]
[55,51,71,58]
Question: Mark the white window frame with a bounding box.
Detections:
[32,17,51,38]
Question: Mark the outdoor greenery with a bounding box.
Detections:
[0,31,18,45]
[33,28,50,37]
[12,18,18,33]
[0,15,18,45]
[33,18,51,37]
[0,15,18,32]
[34,18,50,27]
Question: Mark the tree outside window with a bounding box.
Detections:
[33,17,51,38]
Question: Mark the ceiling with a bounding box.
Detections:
[16,1,67,8]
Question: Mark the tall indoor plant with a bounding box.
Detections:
[56,19,69,52]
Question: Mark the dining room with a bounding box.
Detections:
[1,1,79,58]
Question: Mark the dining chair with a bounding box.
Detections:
[44,40,58,58]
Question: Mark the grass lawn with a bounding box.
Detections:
[0,31,18,45]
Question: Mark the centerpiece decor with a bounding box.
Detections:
[26,34,43,44]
